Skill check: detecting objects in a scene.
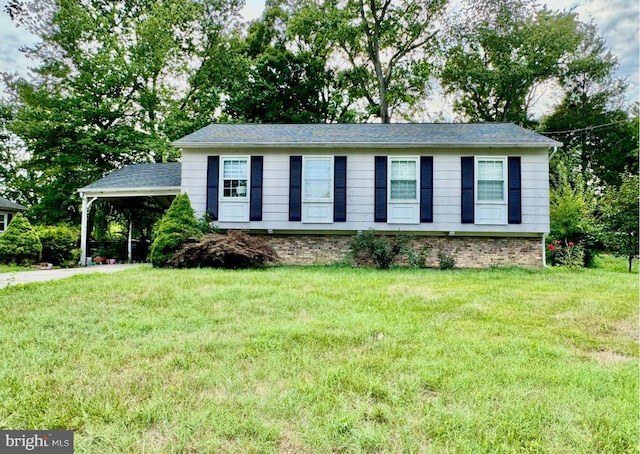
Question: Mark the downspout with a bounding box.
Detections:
[79,193,98,266]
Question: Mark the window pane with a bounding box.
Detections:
[223,160,247,179]
[477,181,504,201]
[223,179,247,198]
[0,213,4,231]
[390,180,417,199]
[305,159,331,178]
[305,180,331,199]
[391,160,416,179]
[304,158,332,200]
[478,160,503,180]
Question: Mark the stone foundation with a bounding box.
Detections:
[263,234,543,268]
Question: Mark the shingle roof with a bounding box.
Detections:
[78,163,182,191]
[0,196,27,212]
[171,123,562,148]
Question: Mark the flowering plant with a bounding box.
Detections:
[547,239,584,268]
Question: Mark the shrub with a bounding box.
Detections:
[36,225,81,267]
[349,230,406,269]
[547,240,584,268]
[437,250,456,270]
[349,231,430,269]
[0,213,42,265]
[150,193,202,267]
[168,230,279,269]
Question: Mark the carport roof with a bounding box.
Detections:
[78,162,181,195]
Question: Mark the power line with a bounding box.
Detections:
[540,119,629,136]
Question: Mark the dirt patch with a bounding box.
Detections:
[616,318,640,343]
[590,350,634,366]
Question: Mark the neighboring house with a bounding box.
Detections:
[0,196,27,233]
[170,123,561,268]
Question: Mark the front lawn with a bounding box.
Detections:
[0,264,637,453]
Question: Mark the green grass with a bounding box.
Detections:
[0,262,637,453]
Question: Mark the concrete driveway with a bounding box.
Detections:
[0,264,147,289]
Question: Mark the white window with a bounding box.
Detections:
[219,157,250,222]
[221,158,249,199]
[388,157,419,224]
[0,213,5,232]
[302,156,333,223]
[475,157,507,224]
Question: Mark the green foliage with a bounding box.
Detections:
[442,0,581,125]
[0,212,42,265]
[599,174,639,272]
[540,24,636,188]
[150,194,202,267]
[349,230,430,269]
[549,161,599,266]
[168,230,279,269]
[547,240,584,268]
[197,211,221,235]
[2,0,242,224]
[437,250,456,270]
[297,0,446,123]
[36,224,81,267]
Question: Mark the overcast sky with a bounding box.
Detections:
[1,0,637,120]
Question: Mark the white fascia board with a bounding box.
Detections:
[78,187,181,197]
[173,141,562,149]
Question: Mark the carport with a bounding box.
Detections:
[77,163,181,265]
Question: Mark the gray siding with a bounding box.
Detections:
[180,147,549,234]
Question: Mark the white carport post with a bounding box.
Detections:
[79,193,98,266]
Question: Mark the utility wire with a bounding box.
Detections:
[540,119,629,135]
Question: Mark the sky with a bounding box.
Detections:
[0,0,638,120]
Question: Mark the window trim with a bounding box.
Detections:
[219,156,250,201]
[387,156,420,203]
[474,156,508,225]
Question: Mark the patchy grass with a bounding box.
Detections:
[0,263,637,453]
[0,264,34,273]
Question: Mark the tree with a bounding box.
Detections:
[150,193,202,268]
[599,174,639,272]
[0,212,42,265]
[223,6,334,123]
[541,23,637,187]
[548,160,599,266]
[299,0,446,123]
[441,0,581,125]
[2,0,242,224]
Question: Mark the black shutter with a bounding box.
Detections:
[461,157,474,224]
[289,156,302,221]
[508,157,522,224]
[334,156,347,222]
[374,156,387,222]
[250,156,263,221]
[420,156,433,223]
[206,156,219,220]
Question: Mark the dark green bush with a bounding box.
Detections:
[168,230,279,269]
[0,213,42,265]
[437,250,456,270]
[150,193,202,267]
[349,230,422,269]
[36,224,80,266]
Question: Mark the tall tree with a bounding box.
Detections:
[599,174,639,272]
[223,5,335,123]
[2,0,242,224]
[540,23,637,187]
[441,0,581,125]
[296,0,447,123]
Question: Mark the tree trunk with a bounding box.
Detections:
[629,255,634,272]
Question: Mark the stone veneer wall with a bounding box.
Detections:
[263,234,543,268]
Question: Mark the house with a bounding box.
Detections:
[172,123,560,267]
[0,196,27,233]
[79,123,561,267]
